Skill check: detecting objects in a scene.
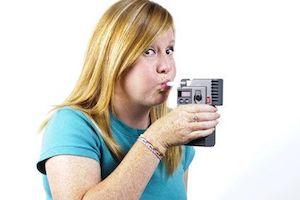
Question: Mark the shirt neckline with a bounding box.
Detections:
[62,106,148,138]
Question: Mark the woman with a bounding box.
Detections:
[36,0,220,199]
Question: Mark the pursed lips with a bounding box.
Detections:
[160,81,171,91]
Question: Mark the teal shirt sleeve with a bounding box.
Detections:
[183,146,195,171]
[36,108,101,175]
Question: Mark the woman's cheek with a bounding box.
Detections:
[141,74,155,87]
[142,66,156,80]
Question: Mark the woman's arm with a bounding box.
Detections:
[46,155,101,199]
[46,132,166,200]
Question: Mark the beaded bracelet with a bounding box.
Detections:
[137,135,164,160]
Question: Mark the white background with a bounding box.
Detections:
[0,0,299,199]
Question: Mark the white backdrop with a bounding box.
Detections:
[0,0,299,199]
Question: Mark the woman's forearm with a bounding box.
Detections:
[82,132,166,200]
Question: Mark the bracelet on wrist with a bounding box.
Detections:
[137,135,164,160]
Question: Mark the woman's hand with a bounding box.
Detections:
[143,104,220,152]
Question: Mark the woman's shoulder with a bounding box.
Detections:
[43,106,102,143]
[37,106,102,174]
[52,106,89,120]
[48,106,95,129]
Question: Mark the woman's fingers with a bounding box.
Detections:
[189,120,219,131]
[178,104,217,113]
[148,104,221,147]
[188,128,216,140]
[188,112,220,122]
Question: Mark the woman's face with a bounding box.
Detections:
[117,27,176,107]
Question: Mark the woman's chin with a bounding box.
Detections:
[145,90,170,106]
[157,90,170,101]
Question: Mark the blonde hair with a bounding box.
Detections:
[38,0,182,176]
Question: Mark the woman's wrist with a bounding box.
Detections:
[141,132,167,156]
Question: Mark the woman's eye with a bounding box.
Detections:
[143,48,156,56]
[166,47,174,55]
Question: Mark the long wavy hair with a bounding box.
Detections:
[38,0,182,176]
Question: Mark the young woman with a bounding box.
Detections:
[36,0,220,199]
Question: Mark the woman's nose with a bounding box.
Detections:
[157,56,173,74]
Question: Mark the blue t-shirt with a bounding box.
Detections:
[37,106,195,200]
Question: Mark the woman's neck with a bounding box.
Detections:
[111,95,151,130]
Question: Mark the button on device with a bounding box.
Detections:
[206,97,211,103]
[195,90,202,101]
[185,99,189,103]
[179,99,184,103]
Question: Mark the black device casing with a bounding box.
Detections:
[177,79,223,147]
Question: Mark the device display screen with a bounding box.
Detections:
[181,91,191,97]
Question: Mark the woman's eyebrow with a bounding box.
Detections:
[152,40,175,48]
